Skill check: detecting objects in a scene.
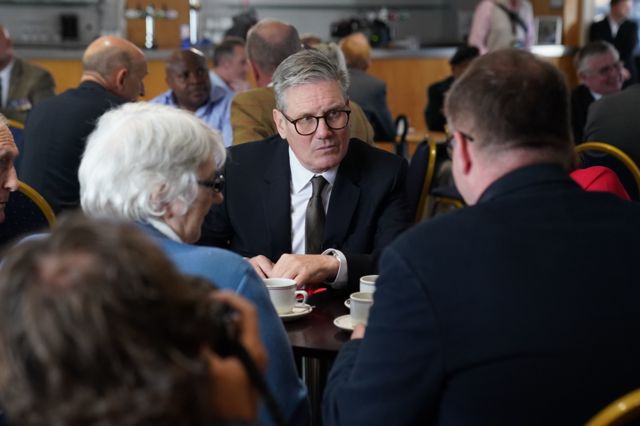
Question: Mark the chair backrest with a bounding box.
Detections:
[586,388,640,426]
[0,180,55,248]
[576,142,640,201]
[406,140,438,222]
[6,119,24,174]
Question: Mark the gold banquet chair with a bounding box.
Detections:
[576,142,640,200]
[586,388,640,426]
[0,180,56,247]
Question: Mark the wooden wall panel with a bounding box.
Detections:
[125,0,189,50]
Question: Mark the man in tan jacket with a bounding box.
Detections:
[232,19,374,145]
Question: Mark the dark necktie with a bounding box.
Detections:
[305,175,328,254]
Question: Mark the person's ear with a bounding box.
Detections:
[249,60,260,83]
[115,68,128,91]
[273,109,287,139]
[454,131,473,175]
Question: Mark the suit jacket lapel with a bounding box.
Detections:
[262,139,293,256]
[325,147,360,247]
[8,59,22,101]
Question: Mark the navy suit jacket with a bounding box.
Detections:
[324,165,640,425]
[20,81,127,213]
[589,18,638,84]
[570,84,595,143]
[200,135,410,290]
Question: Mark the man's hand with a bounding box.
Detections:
[248,255,274,279]
[268,253,339,289]
[351,323,366,340]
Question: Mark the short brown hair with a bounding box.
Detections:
[0,214,221,426]
[246,19,301,75]
[445,49,573,166]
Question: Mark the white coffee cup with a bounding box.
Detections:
[264,278,308,314]
[349,291,374,326]
[359,274,378,293]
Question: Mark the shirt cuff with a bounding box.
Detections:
[322,248,348,289]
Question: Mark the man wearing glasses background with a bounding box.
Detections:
[200,49,410,291]
[571,41,623,143]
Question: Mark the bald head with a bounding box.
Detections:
[339,32,371,71]
[0,25,14,70]
[246,19,301,86]
[81,36,147,101]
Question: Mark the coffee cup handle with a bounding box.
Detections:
[344,299,351,309]
[295,290,308,305]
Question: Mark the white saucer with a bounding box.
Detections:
[278,303,313,321]
[333,314,355,331]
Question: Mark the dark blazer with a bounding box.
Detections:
[347,68,396,142]
[0,58,55,123]
[20,81,127,213]
[425,76,453,132]
[200,135,410,289]
[570,84,595,143]
[583,83,640,165]
[589,18,638,84]
[324,165,640,426]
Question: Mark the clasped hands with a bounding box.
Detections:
[249,253,340,289]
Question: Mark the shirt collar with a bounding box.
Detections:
[288,146,337,194]
[147,218,183,243]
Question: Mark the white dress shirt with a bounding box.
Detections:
[0,60,14,108]
[288,147,348,288]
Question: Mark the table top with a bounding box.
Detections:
[284,291,350,358]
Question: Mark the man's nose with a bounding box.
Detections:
[315,117,333,138]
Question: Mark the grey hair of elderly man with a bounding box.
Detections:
[272,48,350,114]
[79,102,226,227]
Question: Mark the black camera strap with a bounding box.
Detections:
[229,340,287,426]
[493,1,529,37]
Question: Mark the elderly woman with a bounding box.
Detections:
[78,102,309,426]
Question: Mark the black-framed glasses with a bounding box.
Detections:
[280,110,351,136]
[198,174,225,193]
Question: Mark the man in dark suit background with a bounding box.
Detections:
[201,49,409,290]
[571,40,623,142]
[323,49,640,425]
[0,25,55,123]
[19,36,147,214]
[424,45,479,132]
[340,32,395,142]
[589,0,638,84]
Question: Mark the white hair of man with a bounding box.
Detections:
[79,102,226,221]
[313,42,349,75]
[272,48,350,113]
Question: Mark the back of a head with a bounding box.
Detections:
[575,40,619,73]
[82,36,134,81]
[246,19,301,76]
[79,102,226,222]
[449,45,480,67]
[272,48,349,113]
[0,214,216,426]
[445,49,572,166]
[339,32,371,71]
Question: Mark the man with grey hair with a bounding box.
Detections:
[231,18,374,145]
[0,24,55,123]
[323,49,640,425]
[79,101,310,426]
[19,35,147,214]
[571,40,623,142]
[201,49,409,290]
